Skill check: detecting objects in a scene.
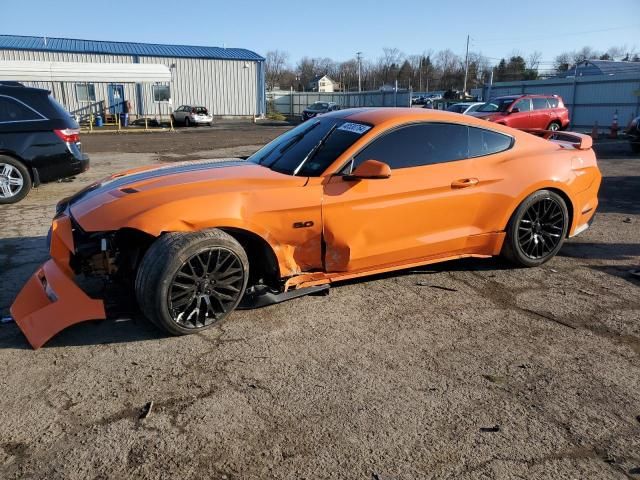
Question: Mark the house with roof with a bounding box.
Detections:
[307,75,337,93]
[0,34,266,119]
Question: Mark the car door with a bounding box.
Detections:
[321,122,486,273]
[173,106,182,123]
[531,97,551,129]
[507,98,532,128]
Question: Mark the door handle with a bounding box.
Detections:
[451,178,479,189]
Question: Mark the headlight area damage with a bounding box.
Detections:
[10,213,152,349]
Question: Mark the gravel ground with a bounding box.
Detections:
[0,126,638,479]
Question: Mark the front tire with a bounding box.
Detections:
[135,229,249,335]
[0,156,32,204]
[502,190,569,267]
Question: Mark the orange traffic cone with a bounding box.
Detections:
[591,121,599,140]
[609,110,619,139]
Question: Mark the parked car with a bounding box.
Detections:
[446,102,484,115]
[301,102,339,121]
[627,115,640,153]
[171,105,213,127]
[0,82,89,204]
[470,94,569,131]
[11,108,601,348]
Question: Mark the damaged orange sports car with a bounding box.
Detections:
[11,108,601,348]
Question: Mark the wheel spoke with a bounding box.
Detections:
[518,196,565,259]
[167,246,244,329]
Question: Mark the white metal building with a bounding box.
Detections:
[0,35,266,119]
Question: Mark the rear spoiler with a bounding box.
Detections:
[521,129,593,150]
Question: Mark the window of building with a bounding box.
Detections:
[353,123,469,170]
[0,96,44,123]
[76,83,96,102]
[153,85,171,103]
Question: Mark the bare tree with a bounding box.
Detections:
[265,50,290,91]
[527,51,542,71]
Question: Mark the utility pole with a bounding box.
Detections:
[356,51,363,92]
[463,34,470,94]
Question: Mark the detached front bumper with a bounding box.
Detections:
[10,215,105,349]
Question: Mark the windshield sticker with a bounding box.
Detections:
[337,123,371,135]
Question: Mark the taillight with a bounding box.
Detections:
[54,128,80,143]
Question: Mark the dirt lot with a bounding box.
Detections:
[0,125,639,479]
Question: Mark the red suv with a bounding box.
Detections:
[470,94,570,131]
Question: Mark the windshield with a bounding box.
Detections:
[447,104,466,113]
[307,102,329,111]
[477,98,515,113]
[248,117,371,176]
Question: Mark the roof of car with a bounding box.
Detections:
[332,107,516,131]
[494,94,555,100]
[0,83,49,95]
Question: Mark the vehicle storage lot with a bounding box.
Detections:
[0,125,639,479]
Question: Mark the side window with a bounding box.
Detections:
[513,99,531,112]
[0,96,44,123]
[468,127,513,157]
[547,97,559,108]
[353,123,468,170]
[532,98,550,110]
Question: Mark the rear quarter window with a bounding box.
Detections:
[0,95,44,123]
[532,98,550,110]
[468,127,513,157]
[547,97,559,108]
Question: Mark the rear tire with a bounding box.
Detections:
[0,155,32,204]
[135,229,249,336]
[631,142,640,154]
[547,121,561,131]
[185,117,191,127]
[502,190,569,267]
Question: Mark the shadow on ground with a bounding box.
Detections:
[561,242,640,261]
[598,175,640,215]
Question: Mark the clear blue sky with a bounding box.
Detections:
[2,0,639,68]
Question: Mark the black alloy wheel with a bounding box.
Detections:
[517,197,565,260]
[135,229,249,336]
[168,247,245,329]
[502,190,569,267]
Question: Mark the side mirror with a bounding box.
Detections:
[344,159,391,180]
[510,107,520,114]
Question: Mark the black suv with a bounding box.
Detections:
[0,82,89,204]
[301,102,340,121]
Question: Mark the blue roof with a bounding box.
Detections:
[557,59,640,77]
[0,34,264,61]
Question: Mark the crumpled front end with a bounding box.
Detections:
[10,215,106,349]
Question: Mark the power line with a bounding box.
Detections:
[475,24,640,46]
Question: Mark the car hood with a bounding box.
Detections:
[65,159,308,232]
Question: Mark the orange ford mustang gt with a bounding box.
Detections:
[11,108,601,348]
